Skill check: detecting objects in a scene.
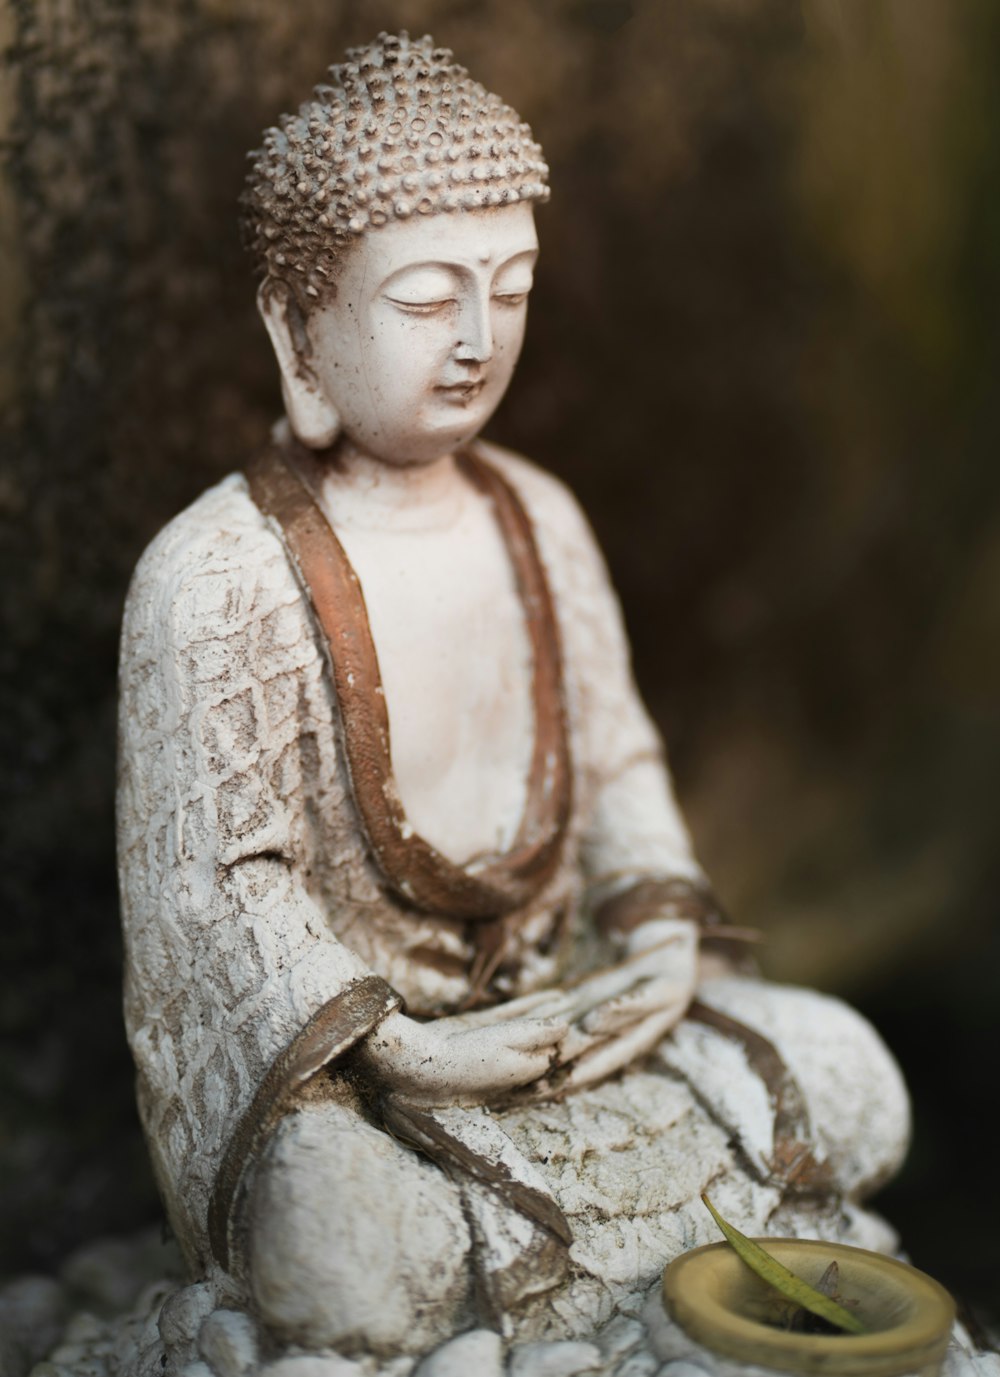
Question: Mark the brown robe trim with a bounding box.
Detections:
[595,876,762,973]
[687,998,834,1193]
[595,876,728,939]
[208,973,403,1271]
[381,1097,573,1247]
[246,439,572,921]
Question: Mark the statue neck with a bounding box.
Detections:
[317,439,468,533]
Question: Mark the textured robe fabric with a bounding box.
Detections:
[117,444,706,1276]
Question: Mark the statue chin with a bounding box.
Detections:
[112,29,922,1377]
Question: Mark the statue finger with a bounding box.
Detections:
[561,1006,684,1090]
[579,975,688,1034]
[445,989,562,1028]
[500,1013,571,1050]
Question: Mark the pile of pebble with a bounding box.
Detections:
[1,1228,996,1377]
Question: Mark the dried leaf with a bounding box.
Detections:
[701,1194,867,1335]
[816,1260,840,1299]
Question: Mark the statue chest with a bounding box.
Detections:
[334,499,535,866]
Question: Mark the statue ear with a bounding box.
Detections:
[257,282,342,449]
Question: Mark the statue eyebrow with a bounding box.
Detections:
[379,262,461,297]
[380,246,539,294]
[497,246,539,264]
[492,247,538,275]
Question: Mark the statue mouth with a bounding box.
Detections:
[436,379,486,403]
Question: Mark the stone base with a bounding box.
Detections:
[8,1228,997,1377]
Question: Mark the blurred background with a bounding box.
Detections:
[1,0,997,1323]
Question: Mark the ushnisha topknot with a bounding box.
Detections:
[241,31,550,308]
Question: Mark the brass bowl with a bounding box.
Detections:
[663,1239,955,1376]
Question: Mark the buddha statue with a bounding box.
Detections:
[116,32,911,1374]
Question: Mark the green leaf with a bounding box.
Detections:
[701,1194,867,1335]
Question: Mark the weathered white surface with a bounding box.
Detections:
[664,977,911,1198]
[659,976,911,1199]
[249,1099,471,1356]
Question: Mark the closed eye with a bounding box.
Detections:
[387,297,456,316]
[492,291,530,307]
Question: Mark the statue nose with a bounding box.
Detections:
[453,290,493,364]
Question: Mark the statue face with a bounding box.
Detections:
[303,201,538,465]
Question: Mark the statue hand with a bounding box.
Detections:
[451,918,698,1036]
[355,1007,570,1106]
[517,918,697,1098]
[578,917,697,1037]
[359,920,694,1106]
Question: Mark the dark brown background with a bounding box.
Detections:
[2,0,998,1317]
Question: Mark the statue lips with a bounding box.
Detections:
[435,377,487,406]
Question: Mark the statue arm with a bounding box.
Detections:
[117,487,391,1266]
[530,474,714,923]
[563,504,757,980]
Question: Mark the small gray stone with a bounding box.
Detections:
[61,1312,105,1345]
[197,1310,258,1377]
[656,1365,711,1377]
[0,1276,69,1377]
[55,1363,105,1377]
[509,1340,603,1377]
[180,1365,215,1377]
[159,1284,215,1348]
[45,1349,84,1368]
[60,1232,175,1316]
[414,1330,504,1377]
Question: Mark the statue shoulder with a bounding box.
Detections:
[473,440,599,554]
[476,440,606,570]
[122,471,291,653]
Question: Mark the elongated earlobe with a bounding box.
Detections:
[258,283,342,449]
[278,374,342,450]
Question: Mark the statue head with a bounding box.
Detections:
[242,32,550,460]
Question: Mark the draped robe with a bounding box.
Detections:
[117,438,909,1348]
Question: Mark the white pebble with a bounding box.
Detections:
[415,1329,504,1377]
[612,1352,659,1377]
[598,1317,645,1362]
[260,1355,367,1377]
[509,1339,603,1377]
[198,1308,259,1377]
